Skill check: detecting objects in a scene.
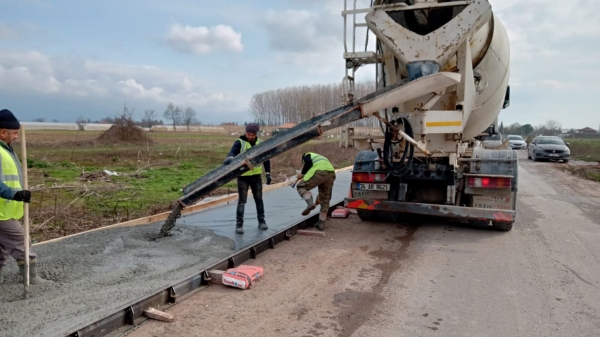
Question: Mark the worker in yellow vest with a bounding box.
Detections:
[223,123,271,234]
[0,109,39,284]
[296,152,336,231]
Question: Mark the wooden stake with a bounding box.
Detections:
[20,126,30,299]
[143,308,174,323]
[208,270,225,285]
[297,229,326,237]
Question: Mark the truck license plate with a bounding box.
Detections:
[353,190,388,199]
[357,183,390,191]
[472,195,512,210]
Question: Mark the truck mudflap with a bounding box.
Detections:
[344,198,515,223]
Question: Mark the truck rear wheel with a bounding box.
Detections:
[357,209,379,222]
[468,219,490,229]
[492,221,513,231]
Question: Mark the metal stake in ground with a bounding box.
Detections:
[20,126,30,299]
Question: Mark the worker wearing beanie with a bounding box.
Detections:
[296,152,336,231]
[0,109,40,284]
[222,123,271,234]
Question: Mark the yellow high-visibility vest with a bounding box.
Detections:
[0,143,23,220]
[239,138,263,176]
[302,152,334,181]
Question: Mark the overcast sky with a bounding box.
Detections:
[0,0,598,129]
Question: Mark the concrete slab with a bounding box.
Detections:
[177,171,352,251]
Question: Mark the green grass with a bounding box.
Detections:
[24,133,242,241]
[29,143,238,211]
[586,171,600,182]
[567,139,600,162]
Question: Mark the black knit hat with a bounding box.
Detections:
[0,109,20,130]
[245,123,259,134]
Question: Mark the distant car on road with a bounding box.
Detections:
[527,136,570,162]
[482,132,508,149]
[507,135,527,150]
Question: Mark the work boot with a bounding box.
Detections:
[258,220,268,230]
[315,211,327,231]
[18,259,41,285]
[315,220,325,231]
[301,195,316,216]
[235,223,244,234]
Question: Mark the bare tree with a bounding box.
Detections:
[143,109,157,130]
[182,107,197,131]
[163,103,182,132]
[545,119,562,135]
[535,123,549,136]
[249,81,375,126]
[51,119,59,123]
[32,118,46,122]
[504,122,521,135]
[75,116,90,131]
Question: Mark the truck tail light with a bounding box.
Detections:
[352,172,386,183]
[468,177,511,189]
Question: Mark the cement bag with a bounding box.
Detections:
[332,208,349,218]
[222,265,264,290]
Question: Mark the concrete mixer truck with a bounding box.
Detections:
[159,0,515,237]
[341,0,516,230]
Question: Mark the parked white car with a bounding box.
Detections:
[507,135,527,150]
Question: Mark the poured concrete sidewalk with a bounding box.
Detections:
[178,170,352,250]
[0,171,351,337]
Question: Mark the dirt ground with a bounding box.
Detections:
[126,151,600,337]
[126,216,413,337]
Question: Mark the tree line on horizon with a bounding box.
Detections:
[249,81,380,127]
[499,119,569,137]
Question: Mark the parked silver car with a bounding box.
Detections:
[507,135,527,150]
[527,136,570,162]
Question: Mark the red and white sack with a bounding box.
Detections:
[332,208,349,218]
[222,265,264,290]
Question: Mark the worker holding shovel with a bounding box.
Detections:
[296,152,336,231]
[0,109,39,284]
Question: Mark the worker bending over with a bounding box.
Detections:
[223,123,271,234]
[0,109,39,284]
[296,152,336,231]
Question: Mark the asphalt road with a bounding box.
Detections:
[129,151,600,337]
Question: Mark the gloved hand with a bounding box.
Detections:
[266,173,272,185]
[13,190,31,203]
[223,156,233,165]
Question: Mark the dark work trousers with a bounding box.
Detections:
[236,175,265,225]
[0,219,36,267]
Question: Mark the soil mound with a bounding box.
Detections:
[97,117,152,145]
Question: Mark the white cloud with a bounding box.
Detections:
[166,23,243,55]
[493,2,600,86]
[262,8,346,75]
[263,9,339,53]
[0,51,246,112]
